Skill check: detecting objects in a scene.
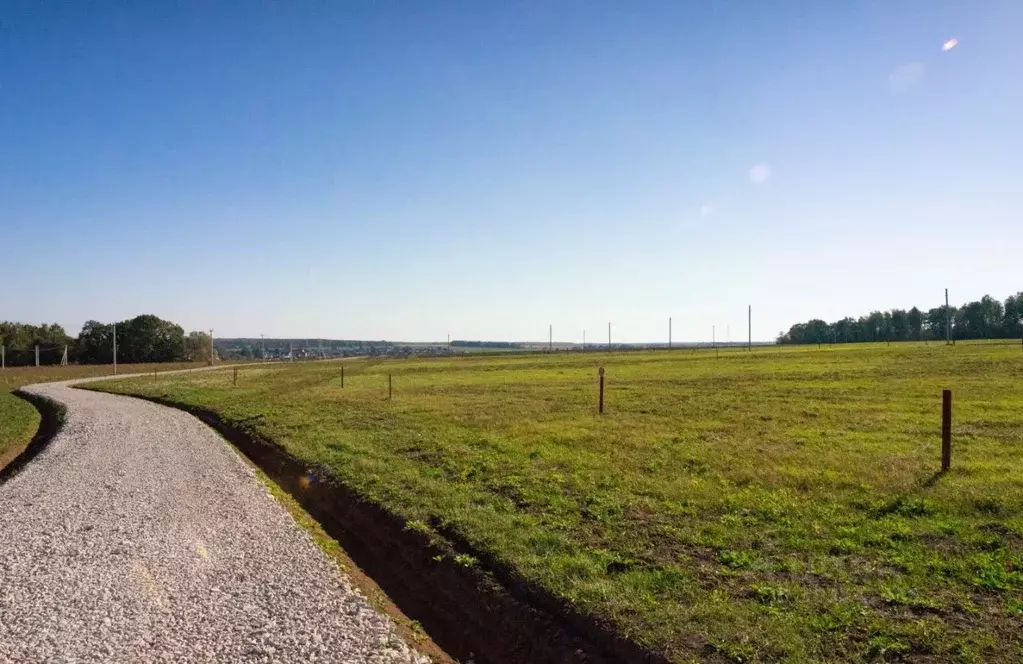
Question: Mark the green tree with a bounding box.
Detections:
[1004,292,1023,338]
[184,331,213,362]
[889,309,908,341]
[907,307,923,341]
[76,315,190,364]
[76,320,114,363]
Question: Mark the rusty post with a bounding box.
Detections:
[941,389,952,472]
[598,367,605,414]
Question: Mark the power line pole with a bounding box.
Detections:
[113,324,118,374]
[61,345,68,366]
[945,288,951,345]
[549,324,552,352]
[35,344,39,367]
[583,330,586,349]
[608,322,611,349]
[261,334,265,361]
[669,317,672,349]
[289,339,293,362]
[209,329,214,366]
[1,345,4,370]
[748,305,752,351]
[713,325,715,347]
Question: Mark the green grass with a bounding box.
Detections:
[0,362,205,469]
[87,342,1023,662]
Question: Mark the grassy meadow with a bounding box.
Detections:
[87,343,1023,662]
[0,362,205,470]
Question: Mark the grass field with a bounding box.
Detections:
[87,343,1023,662]
[0,362,205,470]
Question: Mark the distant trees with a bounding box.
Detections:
[0,322,74,365]
[76,320,116,364]
[778,292,1023,344]
[2,315,209,365]
[451,340,521,349]
[184,331,213,363]
[77,315,196,364]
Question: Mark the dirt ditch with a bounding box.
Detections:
[131,396,669,664]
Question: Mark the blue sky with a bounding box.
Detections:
[2,1,1021,342]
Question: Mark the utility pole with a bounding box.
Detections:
[945,288,951,345]
[669,317,672,349]
[209,329,214,366]
[608,322,611,349]
[35,344,39,367]
[748,305,752,351]
[583,330,586,349]
[1,345,4,370]
[289,340,293,361]
[261,334,265,361]
[712,325,715,347]
[113,324,118,374]
[61,345,68,366]
[549,324,552,352]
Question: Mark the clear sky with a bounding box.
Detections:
[2,1,1021,342]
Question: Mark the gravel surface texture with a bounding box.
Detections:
[1,378,429,664]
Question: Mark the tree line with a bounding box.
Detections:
[0,315,212,366]
[778,292,1023,345]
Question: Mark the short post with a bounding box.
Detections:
[388,373,392,400]
[341,364,344,388]
[233,367,238,387]
[941,389,952,472]
[598,367,605,414]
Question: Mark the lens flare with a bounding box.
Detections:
[942,38,958,52]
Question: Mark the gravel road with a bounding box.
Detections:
[0,379,430,663]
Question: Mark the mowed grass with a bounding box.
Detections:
[88,343,1023,662]
[0,363,205,469]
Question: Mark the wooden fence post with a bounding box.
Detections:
[233,367,238,387]
[341,364,344,388]
[388,373,392,400]
[942,389,952,471]
[598,367,605,415]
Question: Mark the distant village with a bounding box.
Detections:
[213,339,470,361]
[214,338,756,361]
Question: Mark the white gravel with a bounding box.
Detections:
[1,378,429,664]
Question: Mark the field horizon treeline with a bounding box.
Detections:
[779,291,1023,345]
[0,316,211,366]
